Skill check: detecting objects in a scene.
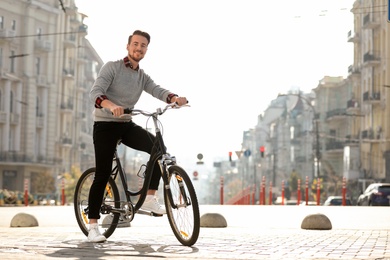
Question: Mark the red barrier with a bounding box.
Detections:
[305,176,309,205]
[252,184,255,205]
[269,181,273,205]
[259,180,263,205]
[262,176,266,205]
[281,180,285,205]
[24,179,28,207]
[342,177,346,206]
[297,179,301,205]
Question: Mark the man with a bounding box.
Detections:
[87,30,187,242]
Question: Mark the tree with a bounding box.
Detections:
[63,165,82,204]
[288,170,301,199]
[31,171,56,194]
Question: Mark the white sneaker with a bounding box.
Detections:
[141,196,166,215]
[88,223,106,243]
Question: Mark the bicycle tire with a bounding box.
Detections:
[74,167,120,239]
[164,165,200,246]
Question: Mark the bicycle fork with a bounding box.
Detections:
[161,162,192,209]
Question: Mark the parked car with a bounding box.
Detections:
[323,196,352,206]
[357,183,390,206]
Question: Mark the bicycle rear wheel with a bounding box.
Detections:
[164,165,200,246]
[74,167,120,239]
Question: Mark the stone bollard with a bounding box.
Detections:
[200,213,227,228]
[301,213,332,230]
[10,213,39,227]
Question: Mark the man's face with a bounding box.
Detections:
[127,34,148,62]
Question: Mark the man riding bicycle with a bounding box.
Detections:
[88,30,188,242]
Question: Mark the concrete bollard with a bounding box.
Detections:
[301,213,332,230]
[200,213,227,228]
[10,213,39,227]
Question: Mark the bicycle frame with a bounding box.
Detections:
[108,105,188,214]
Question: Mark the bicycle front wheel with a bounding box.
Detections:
[164,165,200,246]
[74,167,120,239]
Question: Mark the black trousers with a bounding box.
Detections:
[88,121,161,219]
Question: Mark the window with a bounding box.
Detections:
[11,20,16,31]
[36,96,40,116]
[37,28,42,40]
[3,170,17,190]
[10,90,13,113]
[0,16,3,29]
[35,57,40,75]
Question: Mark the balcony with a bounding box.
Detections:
[34,39,52,52]
[326,108,347,120]
[0,67,8,78]
[348,65,360,78]
[0,152,33,163]
[63,69,75,80]
[363,91,380,104]
[345,135,359,145]
[362,14,380,29]
[347,30,359,43]
[363,52,380,66]
[325,141,344,151]
[60,101,74,113]
[78,24,88,36]
[0,29,16,42]
[61,137,72,148]
[63,35,77,48]
[0,111,6,123]
[10,113,20,125]
[361,128,381,142]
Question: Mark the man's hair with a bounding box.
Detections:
[128,30,151,45]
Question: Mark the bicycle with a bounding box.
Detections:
[73,104,200,246]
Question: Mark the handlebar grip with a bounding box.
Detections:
[124,108,132,114]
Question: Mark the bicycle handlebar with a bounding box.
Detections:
[124,103,189,117]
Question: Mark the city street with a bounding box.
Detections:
[0,205,389,259]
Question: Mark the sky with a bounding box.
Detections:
[75,0,355,173]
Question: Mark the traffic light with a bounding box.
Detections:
[260,146,265,158]
[229,151,232,161]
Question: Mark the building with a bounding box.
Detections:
[348,0,390,187]
[0,0,102,197]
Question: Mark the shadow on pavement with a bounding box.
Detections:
[45,240,199,259]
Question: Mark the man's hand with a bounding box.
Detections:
[101,99,124,116]
[171,96,188,106]
[110,106,124,117]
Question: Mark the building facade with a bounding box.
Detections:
[349,0,390,186]
[232,0,390,202]
[0,0,102,196]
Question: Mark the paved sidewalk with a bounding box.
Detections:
[0,205,389,259]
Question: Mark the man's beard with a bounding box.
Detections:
[129,52,144,62]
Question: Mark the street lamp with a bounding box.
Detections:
[279,93,321,179]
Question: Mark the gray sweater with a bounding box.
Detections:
[90,59,172,122]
